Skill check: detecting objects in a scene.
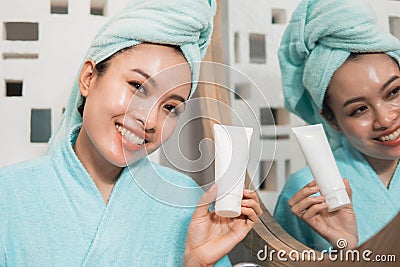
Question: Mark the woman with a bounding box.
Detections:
[274,0,400,251]
[0,0,262,266]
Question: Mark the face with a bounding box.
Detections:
[79,43,192,167]
[326,53,400,161]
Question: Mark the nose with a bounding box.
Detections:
[373,103,398,130]
[137,105,158,133]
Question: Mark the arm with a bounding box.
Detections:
[184,184,262,266]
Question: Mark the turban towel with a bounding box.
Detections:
[48,0,216,152]
[279,0,400,148]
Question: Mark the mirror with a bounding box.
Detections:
[192,1,400,265]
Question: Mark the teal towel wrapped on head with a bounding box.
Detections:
[279,0,400,147]
[48,0,216,153]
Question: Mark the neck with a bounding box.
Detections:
[73,127,122,203]
[363,155,398,188]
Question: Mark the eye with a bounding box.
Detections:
[164,103,185,117]
[350,105,368,117]
[387,86,400,99]
[128,81,147,95]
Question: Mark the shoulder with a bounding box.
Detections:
[332,144,351,163]
[0,157,53,212]
[0,156,52,184]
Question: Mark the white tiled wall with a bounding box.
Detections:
[0,0,130,167]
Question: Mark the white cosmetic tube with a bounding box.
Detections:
[214,124,253,218]
[292,124,350,212]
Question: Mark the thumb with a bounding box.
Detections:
[193,184,218,217]
[343,178,353,200]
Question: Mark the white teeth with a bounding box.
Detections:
[378,128,400,142]
[115,124,145,145]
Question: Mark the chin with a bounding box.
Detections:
[107,157,129,168]
[121,152,148,166]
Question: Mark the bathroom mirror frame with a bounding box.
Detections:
[242,194,400,266]
[197,2,400,265]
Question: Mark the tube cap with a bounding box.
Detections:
[325,189,351,212]
[215,194,242,218]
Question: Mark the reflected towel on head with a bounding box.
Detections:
[48,0,216,153]
[279,0,400,148]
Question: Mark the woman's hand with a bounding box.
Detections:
[288,179,358,250]
[184,184,263,267]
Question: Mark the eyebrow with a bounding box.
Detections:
[343,76,400,108]
[380,75,400,92]
[130,68,157,87]
[343,97,366,108]
[169,94,187,106]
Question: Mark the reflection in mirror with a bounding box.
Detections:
[223,0,400,262]
[272,0,400,255]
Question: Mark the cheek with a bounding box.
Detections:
[159,117,178,143]
[339,117,372,140]
[94,78,132,110]
[106,88,132,112]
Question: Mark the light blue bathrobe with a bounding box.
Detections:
[274,136,400,251]
[0,125,231,266]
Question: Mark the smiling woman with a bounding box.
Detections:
[75,44,191,172]
[0,0,263,266]
[324,53,400,166]
[274,0,400,253]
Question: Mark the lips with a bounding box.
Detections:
[376,128,400,142]
[115,123,147,145]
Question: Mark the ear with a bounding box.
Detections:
[78,60,96,97]
[320,110,343,134]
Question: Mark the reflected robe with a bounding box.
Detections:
[274,136,400,251]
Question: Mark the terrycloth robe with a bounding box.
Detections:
[0,126,231,266]
[274,136,400,251]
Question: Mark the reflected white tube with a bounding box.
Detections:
[292,124,350,212]
[214,124,253,218]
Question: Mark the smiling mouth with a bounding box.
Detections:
[115,124,148,145]
[375,128,400,142]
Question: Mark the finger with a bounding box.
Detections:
[193,183,218,217]
[343,178,352,200]
[302,202,328,220]
[288,183,320,208]
[291,196,325,218]
[241,206,258,225]
[243,190,260,203]
[241,198,263,217]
